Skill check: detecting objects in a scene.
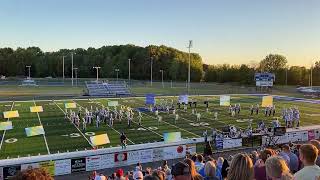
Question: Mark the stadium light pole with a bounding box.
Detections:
[160,69,164,88]
[26,65,31,79]
[73,68,78,86]
[115,68,119,82]
[285,66,288,86]
[62,56,65,81]
[187,40,192,93]
[128,58,131,85]
[311,63,313,89]
[93,66,101,82]
[71,52,74,86]
[150,56,153,86]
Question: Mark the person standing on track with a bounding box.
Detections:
[120,132,127,149]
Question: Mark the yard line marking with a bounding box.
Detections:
[90,99,163,138]
[33,100,50,155]
[73,100,135,145]
[0,101,15,151]
[119,99,201,138]
[53,100,94,148]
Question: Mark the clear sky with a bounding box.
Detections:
[0,0,319,66]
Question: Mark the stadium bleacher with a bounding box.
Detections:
[86,81,131,97]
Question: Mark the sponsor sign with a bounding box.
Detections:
[55,159,71,176]
[71,158,86,173]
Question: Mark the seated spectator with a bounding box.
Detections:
[171,161,192,180]
[281,144,299,173]
[254,149,276,180]
[152,170,165,180]
[251,151,259,164]
[116,169,126,180]
[184,158,203,180]
[227,153,254,180]
[294,144,320,180]
[145,167,152,177]
[221,159,230,179]
[13,168,53,180]
[310,139,320,167]
[203,161,219,180]
[133,171,144,180]
[195,154,205,172]
[265,156,293,180]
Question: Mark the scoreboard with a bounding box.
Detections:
[255,73,275,87]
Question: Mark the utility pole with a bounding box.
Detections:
[71,52,74,86]
[160,70,164,88]
[62,56,65,81]
[311,64,313,89]
[128,58,131,84]
[150,56,153,86]
[73,68,78,86]
[187,40,192,93]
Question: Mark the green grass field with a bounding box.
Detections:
[0,95,319,159]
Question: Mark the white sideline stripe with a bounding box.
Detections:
[73,100,135,145]
[124,99,201,138]
[0,101,15,151]
[53,100,94,148]
[0,94,269,103]
[90,99,163,138]
[33,100,50,155]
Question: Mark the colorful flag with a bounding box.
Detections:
[90,133,110,146]
[65,102,76,109]
[0,121,13,131]
[261,96,273,107]
[220,95,230,106]
[146,94,156,105]
[163,132,181,143]
[178,95,188,104]
[25,125,45,137]
[3,110,19,118]
[30,106,43,113]
[107,101,118,107]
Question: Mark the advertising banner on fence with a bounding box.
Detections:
[220,95,230,106]
[0,167,3,180]
[223,138,242,149]
[86,155,102,171]
[2,166,20,180]
[71,158,86,173]
[55,159,71,176]
[39,161,55,176]
[21,163,39,170]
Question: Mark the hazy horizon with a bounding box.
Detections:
[1,0,319,67]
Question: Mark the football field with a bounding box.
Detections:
[0,95,319,159]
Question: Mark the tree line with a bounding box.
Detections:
[0,45,319,86]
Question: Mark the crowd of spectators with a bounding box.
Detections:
[12,140,320,180]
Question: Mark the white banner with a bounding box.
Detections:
[223,138,242,149]
[55,159,71,176]
[21,163,39,170]
[100,154,114,169]
[86,155,102,171]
